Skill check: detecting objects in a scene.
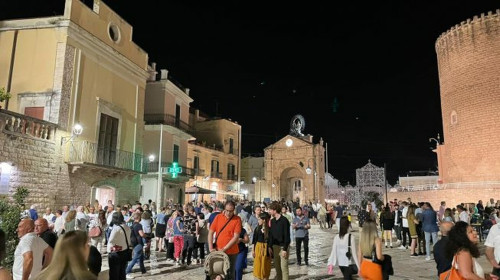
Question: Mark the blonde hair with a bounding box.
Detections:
[35,230,96,280]
[65,210,77,223]
[360,220,378,257]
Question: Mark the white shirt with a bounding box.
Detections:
[402,207,409,228]
[76,211,89,231]
[107,224,132,253]
[459,211,469,223]
[13,233,48,280]
[42,213,55,225]
[106,211,116,227]
[485,224,500,263]
[327,233,360,268]
[53,216,64,234]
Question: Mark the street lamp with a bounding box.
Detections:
[61,123,83,145]
[305,158,317,201]
[429,133,441,148]
[148,154,155,163]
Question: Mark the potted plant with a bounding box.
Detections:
[0,87,11,108]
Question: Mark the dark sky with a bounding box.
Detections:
[1,1,499,184]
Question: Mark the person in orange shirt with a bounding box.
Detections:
[208,201,242,280]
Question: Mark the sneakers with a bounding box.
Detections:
[398,245,406,249]
[410,253,418,257]
[425,256,433,261]
[126,274,134,279]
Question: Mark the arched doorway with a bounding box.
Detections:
[94,186,116,208]
[279,167,304,202]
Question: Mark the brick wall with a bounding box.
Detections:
[435,11,500,183]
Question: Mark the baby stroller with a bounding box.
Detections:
[204,250,230,280]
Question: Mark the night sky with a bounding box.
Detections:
[1,1,499,184]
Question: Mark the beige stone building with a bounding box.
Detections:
[240,156,264,201]
[142,68,195,206]
[263,135,326,203]
[0,0,149,209]
[185,110,242,202]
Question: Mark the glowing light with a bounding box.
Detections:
[285,139,293,147]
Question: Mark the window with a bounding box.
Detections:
[229,138,234,154]
[24,107,44,120]
[227,163,235,180]
[97,113,119,166]
[173,144,179,163]
[175,104,181,128]
[294,180,302,192]
[211,160,219,177]
[194,156,199,170]
[451,110,458,125]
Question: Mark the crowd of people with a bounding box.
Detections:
[3,196,500,279]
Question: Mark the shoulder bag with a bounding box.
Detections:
[118,225,133,261]
[346,234,358,274]
[439,255,466,280]
[213,215,234,249]
[88,225,102,238]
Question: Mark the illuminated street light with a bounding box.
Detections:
[148,154,155,162]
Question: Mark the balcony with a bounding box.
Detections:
[63,141,147,177]
[0,109,57,142]
[144,114,192,135]
[144,161,194,180]
[227,174,238,181]
[210,171,223,179]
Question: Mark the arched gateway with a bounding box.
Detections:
[262,117,326,203]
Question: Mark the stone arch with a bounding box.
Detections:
[92,180,117,207]
[279,166,305,202]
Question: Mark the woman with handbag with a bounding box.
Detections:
[358,220,384,280]
[327,216,360,280]
[90,210,107,253]
[444,221,499,280]
[107,212,132,280]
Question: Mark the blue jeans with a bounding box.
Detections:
[126,244,146,274]
[235,247,248,280]
[424,231,438,258]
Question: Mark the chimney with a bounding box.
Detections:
[160,69,168,80]
[185,88,190,96]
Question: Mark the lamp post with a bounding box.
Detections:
[156,124,163,209]
[305,158,317,201]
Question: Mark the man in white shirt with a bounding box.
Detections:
[14,219,53,280]
[485,224,500,274]
[76,205,89,231]
[42,208,55,230]
[399,202,410,249]
[61,205,69,220]
[458,205,469,223]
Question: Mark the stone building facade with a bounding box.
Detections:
[0,0,149,210]
[185,112,242,203]
[263,135,325,203]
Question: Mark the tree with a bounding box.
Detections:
[0,187,29,268]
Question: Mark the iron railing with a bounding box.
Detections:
[63,140,147,173]
[211,171,223,179]
[144,114,192,134]
[227,174,238,181]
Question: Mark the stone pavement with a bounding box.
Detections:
[96,223,494,280]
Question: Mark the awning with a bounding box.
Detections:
[185,186,216,194]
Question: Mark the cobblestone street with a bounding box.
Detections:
[96,223,493,280]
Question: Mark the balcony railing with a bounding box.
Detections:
[63,140,146,173]
[144,114,192,134]
[227,174,238,181]
[211,171,223,179]
[144,161,194,178]
[0,109,57,141]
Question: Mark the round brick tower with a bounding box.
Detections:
[435,10,500,184]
